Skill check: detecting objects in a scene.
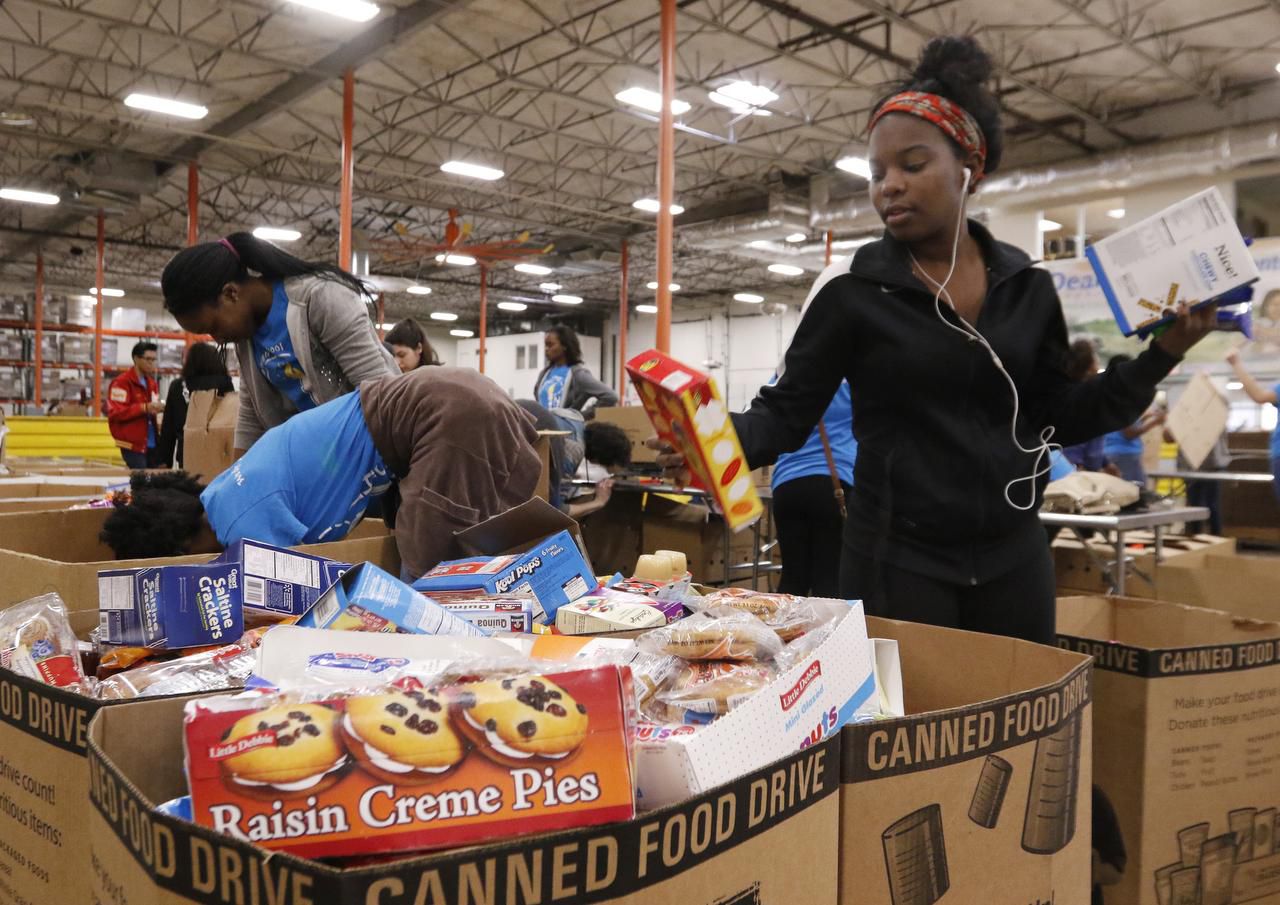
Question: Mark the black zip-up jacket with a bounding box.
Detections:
[732,221,1180,585]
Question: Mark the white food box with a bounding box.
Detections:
[1085,187,1258,336]
[634,599,878,809]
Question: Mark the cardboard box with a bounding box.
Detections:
[578,488,644,577]
[413,529,596,622]
[0,506,400,612]
[99,560,245,648]
[840,617,1094,905]
[1051,531,1236,598]
[87,694,842,904]
[217,539,346,621]
[1154,548,1280,622]
[1057,595,1280,905]
[184,665,636,858]
[1166,373,1230,470]
[642,494,759,585]
[594,405,660,464]
[436,598,537,633]
[182,390,238,478]
[0,494,97,514]
[636,600,877,810]
[299,561,489,637]
[625,350,764,531]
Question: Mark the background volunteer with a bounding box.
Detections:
[535,325,617,415]
[156,342,235,470]
[1226,346,1280,502]
[106,341,164,469]
[385,318,441,372]
[159,232,398,456]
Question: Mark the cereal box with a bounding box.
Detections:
[183,665,636,858]
[625,349,763,531]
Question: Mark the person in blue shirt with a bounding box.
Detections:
[1102,407,1165,485]
[771,382,855,597]
[100,367,543,581]
[534,326,617,415]
[1226,347,1280,502]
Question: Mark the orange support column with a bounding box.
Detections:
[33,251,44,409]
[340,68,355,270]
[478,266,488,374]
[654,0,676,353]
[93,210,105,416]
[187,163,200,246]
[618,239,629,398]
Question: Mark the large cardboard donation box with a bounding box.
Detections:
[86,695,844,904]
[1155,550,1280,622]
[1058,595,1280,905]
[1051,532,1236,598]
[182,390,238,479]
[841,618,1094,905]
[0,516,399,905]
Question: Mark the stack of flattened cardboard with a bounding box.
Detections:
[182,390,238,479]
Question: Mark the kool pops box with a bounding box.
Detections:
[625,349,763,531]
[183,665,636,858]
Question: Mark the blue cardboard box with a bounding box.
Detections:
[98,562,244,649]
[297,562,489,637]
[214,539,344,620]
[413,528,596,621]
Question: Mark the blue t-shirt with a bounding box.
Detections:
[1103,428,1143,458]
[772,382,856,489]
[1048,449,1076,481]
[1063,435,1106,471]
[252,281,315,413]
[1271,382,1280,460]
[538,366,572,409]
[138,372,157,450]
[201,390,391,548]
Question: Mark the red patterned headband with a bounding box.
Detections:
[869,90,987,184]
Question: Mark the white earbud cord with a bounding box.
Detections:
[906,170,1060,512]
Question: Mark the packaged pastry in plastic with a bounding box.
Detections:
[636,609,783,661]
[95,630,265,700]
[0,593,91,691]
[692,588,833,642]
[650,660,775,724]
[183,663,637,858]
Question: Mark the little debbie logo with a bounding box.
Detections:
[780,661,823,712]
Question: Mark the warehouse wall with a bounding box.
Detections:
[454,331,602,400]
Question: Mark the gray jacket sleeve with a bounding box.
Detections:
[233,339,267,452]
[569,365,618,413]
[304,280,398,388]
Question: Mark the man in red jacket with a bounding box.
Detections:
[107,341,165,469]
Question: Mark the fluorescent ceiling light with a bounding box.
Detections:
[440,160,504,181]
[1226,380,1244,390]
[0,187,59,205]
[717,81,778,107]
[748,239,772,249]
[835,156,872,179]
[615,87,690,116]
[123,93,208,120]
[406,284,431,295]
[285,0,379,22]
[646,281,680,291]
[733,292,764,303]
[1039,219,1063,232]
[378,322,394,330]
[633,198,685,215]
[552,294,583,305]
[707,92,772,117]
[1275,62,1280,74]
[539,282,562,292]
[768,263,804,276]
[514,262,553,275]
[450,328,474,338]
[830,237,875,250]
[635,304,658,314]
[253,226,301,242]
[89,287,126,297]
[497,301,527,312]
[429,312,458,322]
[785,233,806,243]
[1107,208,1126,220]
[436,253,476,266]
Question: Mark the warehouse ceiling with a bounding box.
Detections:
[0,0,1278,330]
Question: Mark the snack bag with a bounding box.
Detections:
[0,593,90,691]
[693,588,832,642]
[95,630,265,700]
[637,609,783,661]
[184,664,637,858]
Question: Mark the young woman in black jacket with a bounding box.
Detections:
[667,37,1216,644]
[156,342,234,468]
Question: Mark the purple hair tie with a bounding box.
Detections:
[218,237,239,259]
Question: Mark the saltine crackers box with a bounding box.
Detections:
[625,349,764,532]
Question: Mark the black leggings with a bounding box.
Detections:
[841,539,1057,645]
[773,475,850,598]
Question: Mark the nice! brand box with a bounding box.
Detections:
[413,529,595,622]
[182,665,636,859]
[625,349,764,531]
[98,561,244,649]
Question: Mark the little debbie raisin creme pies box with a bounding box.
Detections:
[182,664,636,858]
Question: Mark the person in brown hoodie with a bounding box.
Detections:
[100,367,542,581]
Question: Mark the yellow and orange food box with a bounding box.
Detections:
[183,665,635,858]
[625,349,764,530]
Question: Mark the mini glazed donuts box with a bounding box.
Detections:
[625,349,764,531]
[182,665,636,858]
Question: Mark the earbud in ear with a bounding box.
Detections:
[963,167,973,182]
